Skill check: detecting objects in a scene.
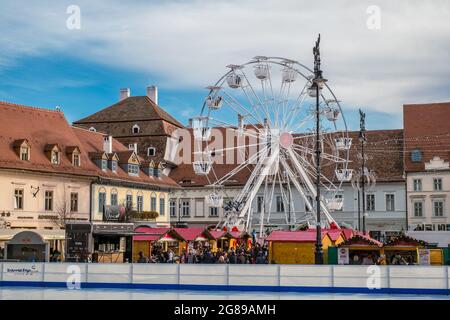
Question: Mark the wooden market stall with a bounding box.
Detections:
[383,235,431,265]
[208,230,235,252]
[337,234,383,265]
[132,227,184,262]
[229,230,252,250]
[267,230,334,264]
[174,228,214,254]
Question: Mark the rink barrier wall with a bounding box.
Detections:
[0,262,449,295]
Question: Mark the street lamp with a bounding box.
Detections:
[358,109,367,234]
[310,34,327,265]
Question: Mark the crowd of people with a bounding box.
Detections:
[137,242,269,264]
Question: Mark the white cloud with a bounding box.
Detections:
[1,0,450,114]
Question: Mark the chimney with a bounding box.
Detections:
[103,135,113,154]
[146,85,158,104]
[188,118,193,128]
[120,88,131,101]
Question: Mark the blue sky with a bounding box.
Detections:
[1,1,449,130]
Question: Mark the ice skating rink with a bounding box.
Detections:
[0,286,449,300]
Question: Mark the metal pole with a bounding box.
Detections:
[361,136,366,234]
[315,82,323,264]
[312,34,324,265]
[357,189,361,231]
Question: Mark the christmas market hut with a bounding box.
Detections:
[208,229,235,252]
[132,227,184,262]
[336,233,383,265]
[383,234,435,265]
[267,230,334,264]
[229,228,252,249]
[174,227,215,254]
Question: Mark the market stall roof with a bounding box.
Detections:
[133,227,184,242]
[209,230,235,240]
[229,231,251,239]
[174,228,213,242]
[384,234,428,247]
[337,234,383,248]
[306,228,344,242]
[266,231,331,242]
[341,229,354,240]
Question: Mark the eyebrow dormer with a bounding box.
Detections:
[66,146,81,167]
[44,144,61,165]
[13,139,31,161]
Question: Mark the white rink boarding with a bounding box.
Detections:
[0,263,449,295]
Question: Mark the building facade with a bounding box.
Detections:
[404,102,450,232]
[0,101,179,262]
[0,102,97,261]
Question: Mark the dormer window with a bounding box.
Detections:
[128,164,139,176]
[67,146,81,167]
[51,150,60,164]
[73,154,80,167]
[132,124,140,134]
[13,139,31,161]
[147,147,156,157]
[89,127,96,132]
[20,146,29,161]
[101,159,107,171]
[111,161,117,172]
[411,149,422,162]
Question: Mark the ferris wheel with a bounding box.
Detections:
[191,54,352,234]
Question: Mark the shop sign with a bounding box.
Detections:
[103,205,126,221]
[418,249,430,265]
[338,247,349,265]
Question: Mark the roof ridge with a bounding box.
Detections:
[71,125,107,136]
[0,101,62,114]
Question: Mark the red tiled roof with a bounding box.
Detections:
[0,102,98,177]
[403,102,450,172]
[74,96,183,128]
[73,126,179,188]
[169,128,404,187]
[0,101,179,189]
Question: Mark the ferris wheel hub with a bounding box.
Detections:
[279,132,294,149]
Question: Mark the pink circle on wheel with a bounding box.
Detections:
[279,132,293,149]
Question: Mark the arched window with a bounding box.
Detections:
[89,127,96,132]
[132,124,140,134]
